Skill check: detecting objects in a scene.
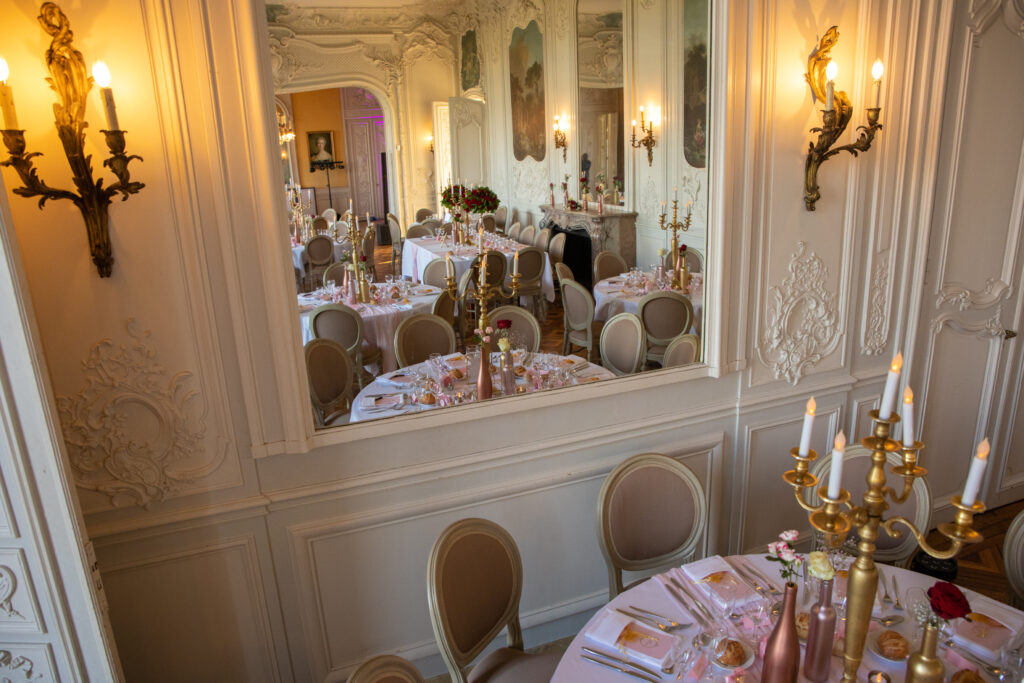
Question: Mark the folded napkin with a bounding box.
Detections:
[358,394,402,411]
[943,646,978,673]
[584,609,681,670]
[953,601,1024,659]
[443,353,468,370]
[379,371,416,387]
[680,557,760,610]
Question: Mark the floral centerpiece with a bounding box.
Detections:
[579,174,589,198]
[765,529,804,583]
[567,198,581,211]
[464,186,499,214]
[441,183,467,213]
[763,530,805,683]
[562,173,571,205]
[914,581,971,628]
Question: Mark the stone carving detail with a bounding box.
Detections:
[937,278,1010,311]
[553,0,573,39]
[863,252,890,355]
[511,159,549,204]
[640,0,657,8]
[268,34,328,89]
[0,565,23,620]
[968,0,1024,43]
[758,242,841,384]
[0,651,42,680]
[451,98,483,129]
[640,177,660,218]
[931,308,1006,340]
[56,320,227,507]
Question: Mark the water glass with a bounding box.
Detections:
[466,344,480,379]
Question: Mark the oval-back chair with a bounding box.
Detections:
[534,228,551,251]
[599,313,647,376]
[560,279,601,361]
[406,224,433,239]
[593,250,628,283]
[415,207,433,222]
[493,206,508,232]
[309,304,382,387]
[422,258,449,289]
[662,334,701,367]
[518,225,536,245]
[393,314,456,367]
[488,305,542,353]
[548,232,566,265]
[507,222,522,242]
[303,338,354,428]
[637,291,694,366]
[348,654,425,683]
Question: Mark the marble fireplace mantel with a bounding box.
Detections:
[538,204,638,267]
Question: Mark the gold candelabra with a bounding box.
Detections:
[0,3,145,278]
[804,26,884,211]
[785,411,983,682]
[630,107,656,167]
[657,199,692,290]
[345,219,370,303]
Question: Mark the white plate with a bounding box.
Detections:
[710,638,754,671]
[866,631,912,663]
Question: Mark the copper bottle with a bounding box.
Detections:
[763,582,800,683]
[803,578,836,681]
[476,340,492,400]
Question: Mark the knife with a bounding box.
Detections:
[670,574,715,624]
[582,647,661,678]
[665,578,712,630]
[723,557,764,596]
[581,654,661,682]
[614,608,666,631]
[739,558,781,594]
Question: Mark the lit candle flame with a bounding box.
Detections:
[806,397,816,415]
[0,58,8,83]
[834,430,846,450]
[976,438,990,461]
[825,60,838,81]
[872,59,884,81]
[890,352,903,373]
[904,387,913,403]
[92,60,111,88]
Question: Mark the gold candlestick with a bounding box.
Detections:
[785,410,983,682]
[345,219,371,303]
[657,199,692,290]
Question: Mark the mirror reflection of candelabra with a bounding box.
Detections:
[630,106,657,166]
[552,115,568,163]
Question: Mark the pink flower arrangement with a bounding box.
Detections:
[765,530,803,584]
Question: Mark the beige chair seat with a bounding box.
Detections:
[646,343,667,359]
[568,321,604,347]
[468,648,560,683]
[361,341,382,365]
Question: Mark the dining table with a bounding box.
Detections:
[400,235,557,302]
[348,351,615,422]
[551,553,1023,683]
[297,284,442,373]
[291,237,351,271]
[593,273,704,334]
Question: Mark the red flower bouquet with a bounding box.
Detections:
[497,319,512,330]
[926,582,971,621]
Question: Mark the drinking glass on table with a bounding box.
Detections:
[466,344,480,379]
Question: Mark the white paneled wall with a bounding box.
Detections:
[1,1,1023,682]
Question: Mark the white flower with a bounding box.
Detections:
[779,548,798,563]
[779,530,799,542]
[807,551,835,581]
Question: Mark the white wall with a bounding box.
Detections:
[1,1,1022,682]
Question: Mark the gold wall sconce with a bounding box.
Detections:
[426,134,434,154]
[0,3,144,278]
[552,115,567,163]
[630,106,656,166]
[804,26,883,211]
[277,108,295,144]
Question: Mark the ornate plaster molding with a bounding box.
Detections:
[758,242,841,384]
[968,0,1024,43]
[56,319,228,508]
[511,158,549,204]
[0,565,24,620]
[930,309,1006,340]
[937,278,1011,311]
[640,176,660,218]
[862,253,890,355]
[0,651,42,680]
[640,0,657,8]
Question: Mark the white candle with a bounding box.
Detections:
[828,431,846,499]
[479,255,488,286]
[902,387,915,447]
[513,249,519,277]
[365,212,370,226]
[799,397,816,456]
[446,251,454,278]
[872,60,884,109]
[91,61,119,130]
[478,227,483,253]
[961,438,990,507]
[349,198,353,214]
[825,61,837,112]
[0,58,19,130]
[674,186,678,201]
[879,352,903,419]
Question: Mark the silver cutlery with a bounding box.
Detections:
[629,605,691,631]
[581,654,661,682]
[878,567,893,605]
[582,647,662,678]
[942,639,1008,679]
[615,608,689,633]
[872,614,904,627]
[738,559,782,595]
[891,575,904,611]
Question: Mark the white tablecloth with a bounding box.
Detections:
[401,236,556,302]
[298,285,440,372]
[593,275,704,334]
[291,239,351,271]
[349,352,615,422]
[552,554,1021,683]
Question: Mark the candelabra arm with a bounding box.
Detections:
[794,485,823,513]
[881,516,963,560]
[882,475,916,505]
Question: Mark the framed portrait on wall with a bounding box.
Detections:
[307,131,335,163]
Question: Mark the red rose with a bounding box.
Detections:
[497,319,512,329]
[360,255,367,262]
[927,581,971,620]
[680,244,688,252]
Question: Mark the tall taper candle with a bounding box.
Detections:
[825,61,837,112]
[902,387,915,448]
[513,249,519,277]
[961,438,990,507]
[879,352,903,419]
[0,58,18,130]
[799,397,816,456]
[446,251,454,278]
[827,431,846,499]
[871,60,884,109]
[91,61,119,130]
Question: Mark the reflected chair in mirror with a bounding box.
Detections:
[598,453,708,598]
[662,333,701,368]
[561,280,603,361]
[480,214,496,233]
[415,207,433,223]
[548,232,566,266]
[518,225,536,245]
[432,290,459,344]
[422,258,450,289]
[420,217,442,233]
[488,305,541,353]
[554,262,575,288]
[637,291,693,367]
[457,270,480,346]
[685,247,703,273]
[427,518,561,683]
[1004,509,1024,609]
[310,304,382,388]
[347,654,425,683]
[533,228,551,251]
[304,338,354,428]
[599,313,647,376]
[594,250,628,284]
[362,229,378,280]
[312,216,330,235]
[494,206,508,233]
[394,313,457,368]
[321,207,337,223]
[305,234,335,292]
[437,222,454,237]
[504,246,545,318]
[470,250,508,291]
[507,222,522,242]
[810,444,932,568]
[406,224,433,239]
[322,262,348,289]
[387,213,404,271]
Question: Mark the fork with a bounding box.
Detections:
[628,605,692,631]
[616,608,689,633]
[878,567,894,605]
[891,575,904,610]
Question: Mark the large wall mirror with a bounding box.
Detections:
[271,1,711,430]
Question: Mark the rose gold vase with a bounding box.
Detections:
[803,579,836,681]
[763,582,800,683]
[476,340,492,400]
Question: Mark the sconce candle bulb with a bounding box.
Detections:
[902,387,915,447]
[825,60,837,111]
[871,59,883,108]
[91,60,119,130]
[552,114,567,162]
[0,57,18,130]
[961,438,990,507]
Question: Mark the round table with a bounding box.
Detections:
[297,284,441,373]
[552,553,1022,682]
[401,235,556,302]
[593,275,704,334]
[349,351,616,422]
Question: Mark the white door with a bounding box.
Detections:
[344,119,386,220]
[911,2,1024,514]
[448,97,488,183]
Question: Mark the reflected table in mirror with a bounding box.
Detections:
[349,351,615,423]
[593,274,704,334]
[291,238,350,270]
[298,284,442,373]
